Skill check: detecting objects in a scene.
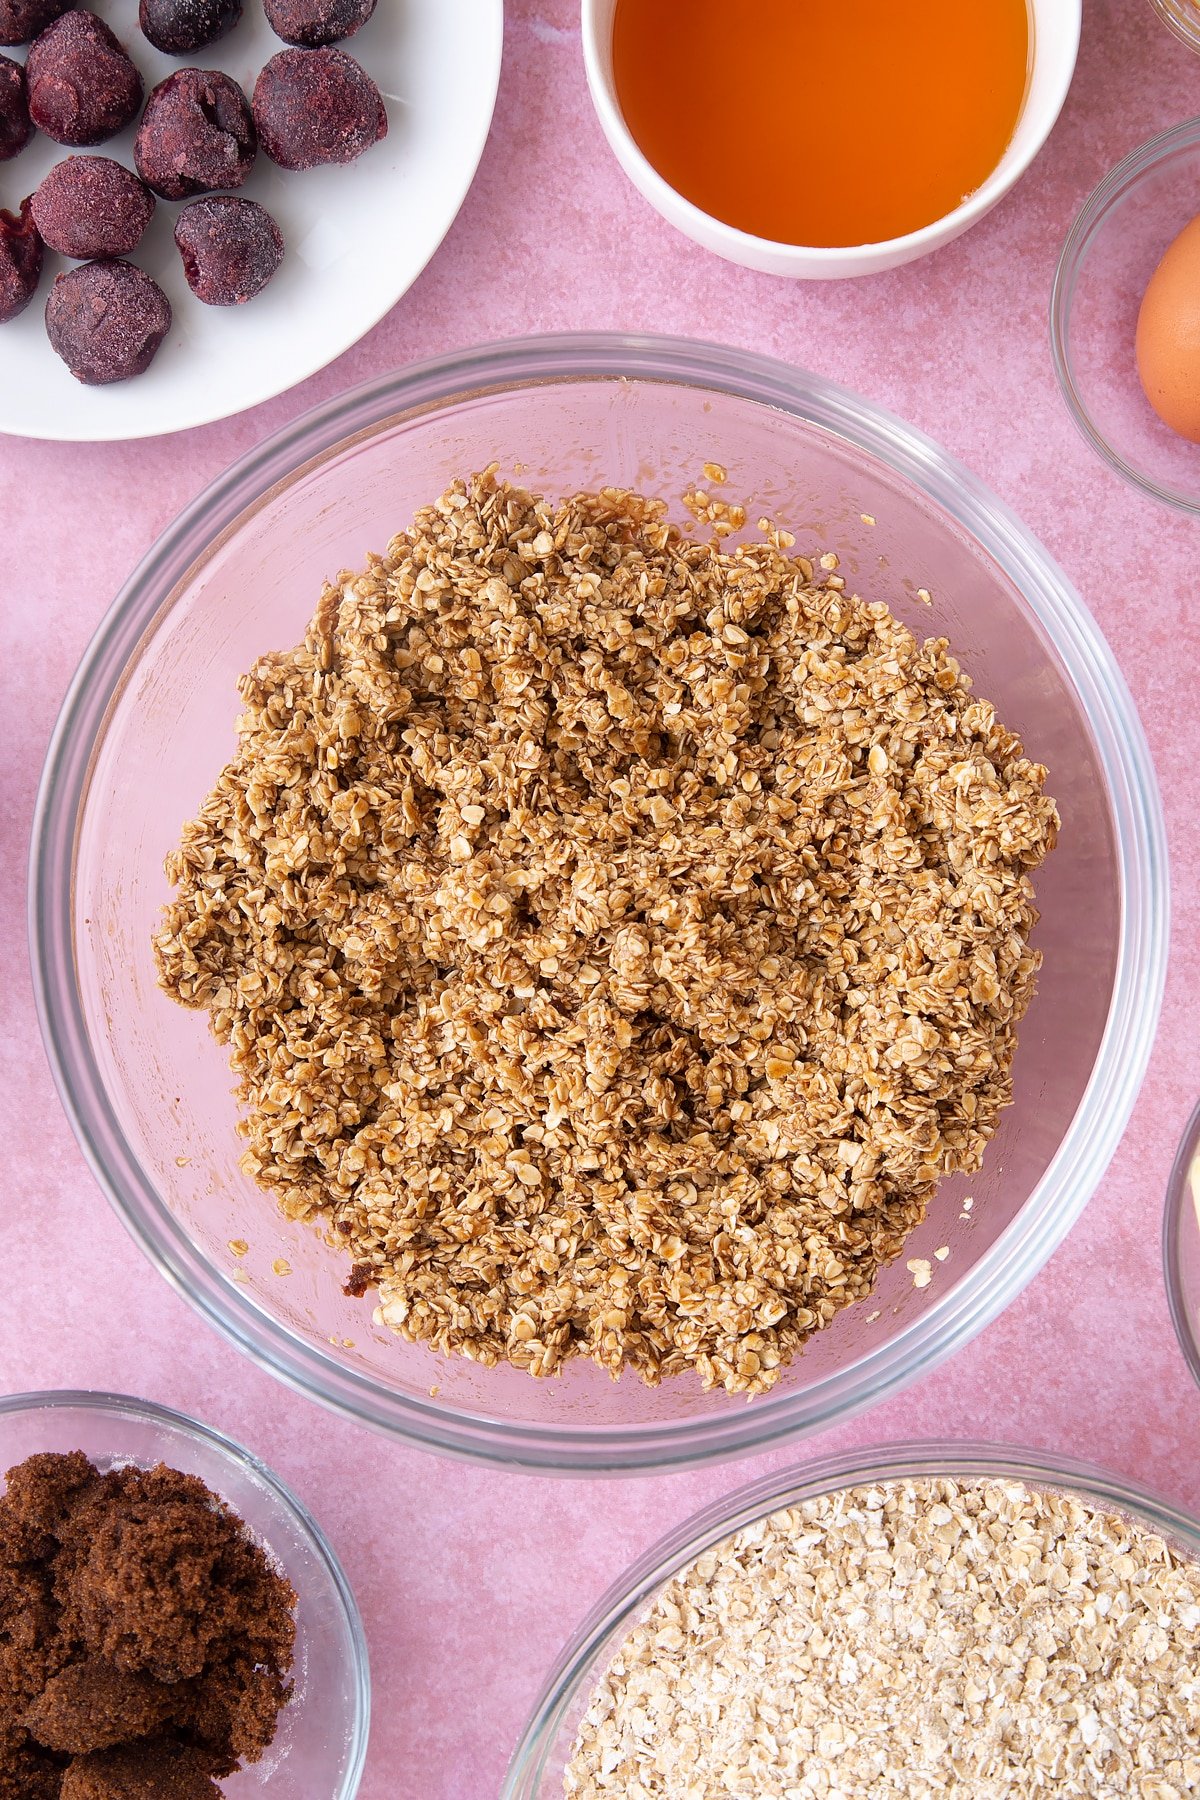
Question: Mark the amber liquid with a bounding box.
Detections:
[612,0,1030,248]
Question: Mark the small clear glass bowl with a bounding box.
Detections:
[1165,1101,1200,1390]
[1051,117,1200,513]
[1146,0,1200,52]
[0,1391,370,1799]
[501,1440,1200,1796]
[30,334,1168,1474]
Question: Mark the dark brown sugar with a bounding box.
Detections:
[0,1743,65,1800]
[61,1745,220,1799]
[72,1501,241,1681]
[32,157,155,258]
[135,67,255,200]
[0,1451,295,1796]
[25,1664,175,1755]
[25,11,143,147]
[0,53,32,159]
[253,46,386,169]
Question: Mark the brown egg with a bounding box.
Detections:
[1136,212,1200,444]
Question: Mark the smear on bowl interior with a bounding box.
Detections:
[611,0,1030,247]
[153,469,1058,1394]
[563,1478,1200,1796]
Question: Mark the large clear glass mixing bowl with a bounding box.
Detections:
[30,335,1168,1473]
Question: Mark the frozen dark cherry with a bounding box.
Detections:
[174,194,282,304]
[26,11,143,146]
[32,155,155,257]
[45,257,171,382]
[134,67,255,199]
[263,0,375,48]
[139,0,241,57]
[0,50,31,157]
[252,47,385,169]
[0,196,43,320]
[0,0,71,48]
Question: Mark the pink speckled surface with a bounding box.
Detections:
[3,2,1200,1796]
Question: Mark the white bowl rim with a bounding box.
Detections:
[580,0,1083,267]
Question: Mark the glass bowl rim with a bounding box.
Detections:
[0,1387,371,1799]
[29,330,1170,1474]
[1145,0,1200,53]
[501,1435,1200,1796]
[1163,1097,1200,1390]
[1049,113,1200,515]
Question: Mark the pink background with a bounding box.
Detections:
[4,2,1200,1795]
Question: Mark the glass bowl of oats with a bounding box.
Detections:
[31,334,1167,1473]
[1164,1098,1200,1391]
[502,1441,1200,1796]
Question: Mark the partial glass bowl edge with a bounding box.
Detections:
[1050,115,1200,514]
[1164,1100,1200,1391]
[1146,0,1200,54]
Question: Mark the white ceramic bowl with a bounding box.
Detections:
[581,0,1081,278]
[0,0,503,441]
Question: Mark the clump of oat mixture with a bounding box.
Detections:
[563,1478,1200,1798]
[154,470,1058,1393]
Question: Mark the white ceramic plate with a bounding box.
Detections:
[0,0,503,439]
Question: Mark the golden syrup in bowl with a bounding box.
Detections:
[612,0,1030,248]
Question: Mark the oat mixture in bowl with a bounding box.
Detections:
[30,336,1166,1470]
[504,1443,1200,1799]
[153,470,1057,1396]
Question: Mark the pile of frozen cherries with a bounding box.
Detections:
[0,0,387,383]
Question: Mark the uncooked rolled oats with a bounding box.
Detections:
[154,470,1058,1392]
[564,1478,1200,1798]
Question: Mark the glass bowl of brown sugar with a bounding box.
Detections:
[0,1391,369,1800]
